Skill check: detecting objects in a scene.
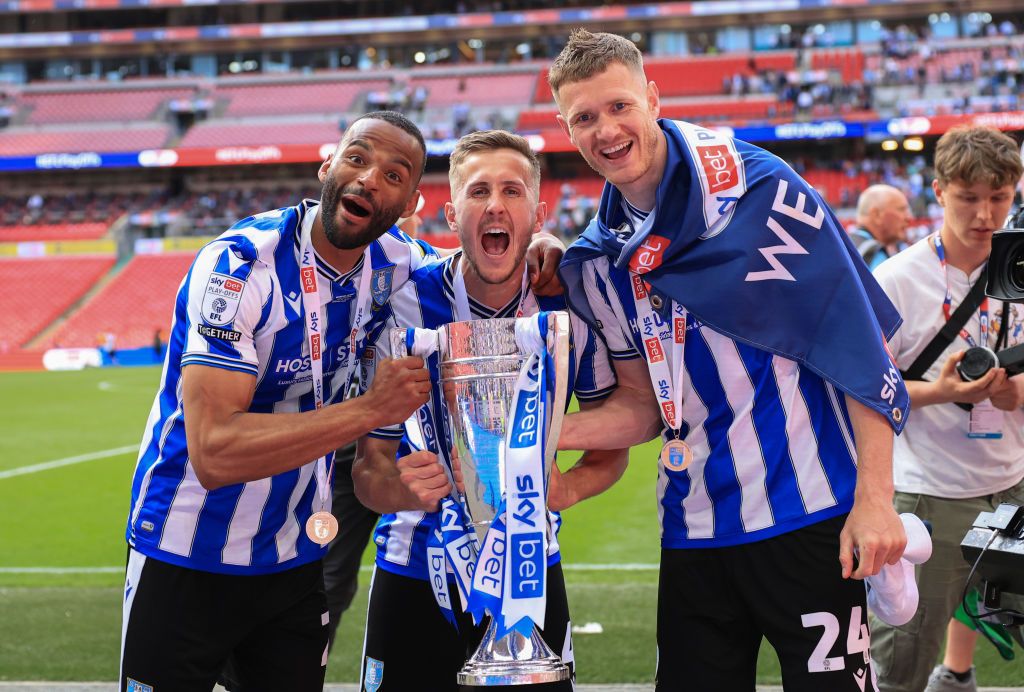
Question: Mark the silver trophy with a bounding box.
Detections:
[391,312,571,686]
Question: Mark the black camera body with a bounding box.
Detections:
[986,207,1024,303]
[957,343,1024,381]
[960,207,1024,382]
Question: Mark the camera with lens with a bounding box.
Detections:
[959,207,1024,382]
[956,344,1024,381]
[986,206,1024,303]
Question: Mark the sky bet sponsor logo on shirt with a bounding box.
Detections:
[201,272,244,326]
[697,144,738,194]
[628,235,669,276]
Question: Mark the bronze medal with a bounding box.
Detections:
[661,439,693,471]
[305,511,339,545]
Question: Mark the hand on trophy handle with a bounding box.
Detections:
[363,356,431,428]
[396,449,454,512]
[447,444,466,496]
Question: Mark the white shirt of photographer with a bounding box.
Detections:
[874,236,1024,498]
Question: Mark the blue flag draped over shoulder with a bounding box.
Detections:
[560,119,909,432]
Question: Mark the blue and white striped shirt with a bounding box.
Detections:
[582,254,858,548]
[127,199,438,575]
[362,253,617,580]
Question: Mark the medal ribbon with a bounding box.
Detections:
[402,327,476,626]
[934,232,988,348]
[627,270,687,439]
[467,313,552,637]
[298,217,373,521]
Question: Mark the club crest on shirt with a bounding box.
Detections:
[363,656,384,692]
[371,265,396,310]
[201,272,245,326]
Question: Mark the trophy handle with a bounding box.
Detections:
[388,327,438,456]
[543,312,571,478]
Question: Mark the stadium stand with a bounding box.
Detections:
[18,87,193,125]
[0,223,109,242]
[47,252,195,350]
[216,77,391,117]
[0,255,115,350]
[0,125,172,156]
[412,72,537,108]
[177,118,342,148]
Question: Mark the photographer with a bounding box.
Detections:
[871,125,1024,692]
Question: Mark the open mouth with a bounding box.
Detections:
[340,194,373,219]
[601,141,632,161]
[481,228,510,256]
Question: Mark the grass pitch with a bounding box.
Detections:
[1,367,1022,685]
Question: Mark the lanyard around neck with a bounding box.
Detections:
[298,216,373,512]
[628,271,687,437]
[934,232,988,349]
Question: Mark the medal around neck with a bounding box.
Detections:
[661,438,693,471]
[306,511,339,545]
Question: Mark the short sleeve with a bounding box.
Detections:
[569,310,617,402]
[583,258,641,360]
[180,241,266,376]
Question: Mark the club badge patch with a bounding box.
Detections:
[370,265,395,310]
[363,656,384,692]
[201,272,245,326]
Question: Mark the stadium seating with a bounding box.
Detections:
[412,73,537,107]
[20,88,193,125]
[811,48,866,84]
[802,169,871,208]
[217,78,391,117]
[0,223,109,242]
[177,119,343,148]
[0,125,171,155]
[0,255,114,349]
[533,52,797,103]
[48,252,195,350]
[518,95,792,131]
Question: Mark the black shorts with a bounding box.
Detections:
[656,514,875,692]
[120,549,329,692]
[361,562,574,691]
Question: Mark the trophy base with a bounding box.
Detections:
[457,620,571,686]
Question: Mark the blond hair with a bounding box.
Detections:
[448,129,541,198]
[548,28,644,98]
[933,125,1023,189]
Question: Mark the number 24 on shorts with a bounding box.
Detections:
[801,606,870,673]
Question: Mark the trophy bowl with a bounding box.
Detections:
[392,313,572,686]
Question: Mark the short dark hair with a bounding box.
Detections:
[347,111,427,176]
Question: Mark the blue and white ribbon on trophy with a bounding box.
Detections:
[467,311,554,638]
[402,328,477,628]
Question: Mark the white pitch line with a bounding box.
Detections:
[0,563,659,575]
[0,567,123,574]
[0,445,137,481]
